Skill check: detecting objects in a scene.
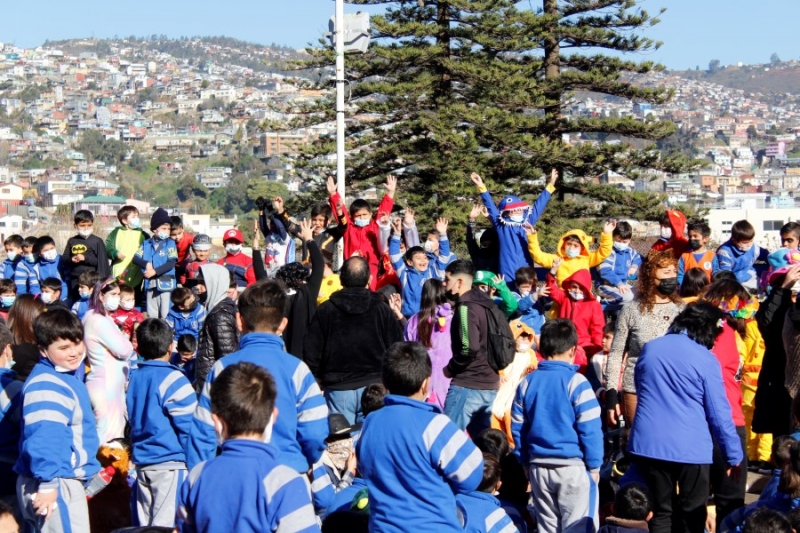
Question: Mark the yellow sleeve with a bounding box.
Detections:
[589,231,614,267]
[545,184,556,194]
[527,233,556,268]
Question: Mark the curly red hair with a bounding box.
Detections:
[637,250,681,313]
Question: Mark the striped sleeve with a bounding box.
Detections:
[309,460,335,516]
[293,362,328,466]
[486,507,517,533]
[187,361,224,470]
[176,462,206,533]
[568,373,603,471]
[510,377,530,463]
[423,414,484,494]
[196,305,208,332]
[0,378,23,419]
[264,464,320,533]
[14,262,30,294]
[19,375,77,488]
[161,370,198,455]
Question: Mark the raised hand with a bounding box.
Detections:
[273,197,284,215]
[469,203,483,221]
[523,222,536,236]
[550,257,562,275]
[470,172,484,188]
[435,217,448,235]
[548,168,558,187]
[603,219,617,234]
[385,175,397,197]
[326,175,337,196]
[392,217,403,235]
[403,208,416,227]
[378,213,390,226]
[298,218,314,242]
[252,219,261,250]
[492,274,504,287]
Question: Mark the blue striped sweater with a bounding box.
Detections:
[0,368,23,464]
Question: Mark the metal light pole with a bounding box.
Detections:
[335,0,346,201]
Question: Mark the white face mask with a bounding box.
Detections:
[518,289,531,298]
[104,295,120,312]
[614,243,629,252]
[53,352,86,373]
[508,215,524,223]
[78,228,93,238]
[226,244,242,254]
[128,217,141,229]
[42,249,58,261]
[40,292,54,304]
[423,241,436,254]
[516,341,531,352]
[569,290,585,301]
[6,251,17,261]
[660,227,672,240]
[738,244,753,252]
[157,230,170,241]
[566,248,581,259]
[120,300,135,311]
[353,218,370,228]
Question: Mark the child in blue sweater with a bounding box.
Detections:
[15,309,100,533]
[166,287,207,344]
[357,341,485,533]
[127,318,197,528]
[717,220,760,291]
[512,266,546,335]
[596,221,642,304]
[71,270,103,321]
[1,234,22,280]
[12,236,36,294]
[390,217,452,317]
[132,207,178,319]
[511,319,603,533]
[455,453,517,533]
[177,361,319,533]
[31,236,68,301]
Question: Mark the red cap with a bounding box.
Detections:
[223,229,244,243]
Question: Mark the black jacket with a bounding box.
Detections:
[753,287,793,436]
[446,288,500,390]
[303,287,403,391]
[598,518,649,533]
[63,234,110,285]
[195,297,240,388]
[283,240,324,359]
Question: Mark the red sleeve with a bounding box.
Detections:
[246,261,256,286]
[589,302,606,354]
[329,192,351,225]
[546,273,566,306]
[376,194,394,218]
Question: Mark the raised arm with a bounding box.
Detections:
[525,169,557,226]
[471,172,500,227]
[525,224,557,269]
[588,221,615,267]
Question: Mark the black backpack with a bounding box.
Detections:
[481,302,515,372]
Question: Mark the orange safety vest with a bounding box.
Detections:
[682,250,716,280]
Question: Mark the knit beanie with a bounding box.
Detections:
[150,208,171,231]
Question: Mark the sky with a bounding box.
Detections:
[0,0,797,70]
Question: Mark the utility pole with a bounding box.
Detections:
[335,0,346,201]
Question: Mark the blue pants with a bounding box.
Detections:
[443,385,497,437]
[325,387,367,426]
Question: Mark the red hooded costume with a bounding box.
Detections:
[650,209,689,259]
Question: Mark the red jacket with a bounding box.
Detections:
[175,233,195,264]
[218,252,256,288]
[111,308,145,340]
[181,258,209,286]
[546,270,605,365]
[329,192,393,289]
[711,322,745,426]
[651,209,689,259]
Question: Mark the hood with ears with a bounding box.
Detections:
[664,209,687,241]
[509,319,535,340]
[563,269,594,298]
[557,229,593,258]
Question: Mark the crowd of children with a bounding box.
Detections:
[1,172,800,533]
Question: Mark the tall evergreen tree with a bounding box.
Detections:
[291,0,698,248]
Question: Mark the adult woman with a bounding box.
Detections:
[194,263,239,389]
[83,280,134,443]
[605,250,685,426]
[629,303,743,533]
[404,279,453,408]
[6,294,46,378]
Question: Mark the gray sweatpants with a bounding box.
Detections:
[17,476,90,533]
[528,464,599,533]
[135,468,187,528]
[146,289,171,319]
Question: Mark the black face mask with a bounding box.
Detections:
[656,277,678,296]
[689,239,702,251]
[444,289,460,303]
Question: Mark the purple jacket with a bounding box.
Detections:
[404,304,453,408]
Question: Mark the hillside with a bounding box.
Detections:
[672,61,800,97]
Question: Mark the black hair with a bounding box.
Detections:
[136,318,174,360]
[700,279,751,337]
[33,235,55,255]
[613,221,633,240]
[0,499,15,520]
[3,234,23,248]
[563,235,582,247]
[237,279,287,332]
[658,212,671,226]
[0,279,14,295]
[731,219,755,242]
[477,453,501,493]
[404,246,426,264]
[361,383,389,417]
[614,483,652,521]
[668,302,725,350]
[170,286,193,306]
[348,199,371,219]
[687,221,711,238]
[792,390,800,427]
[680,268,710,298]
[119,284,135,296]
[340,257,370,288]
[786,508,800,533]
[603,321,616,335]
[774,435,796,469]
[742,508,792,533]
[276,262,310,290]
[479,227,497,248]
[34,308,83,347]
[22,236,37,249]
[177,334,198,354]
[210,362,277,437]
[539,319,578,358]
[117,205,139,224]
[0,323,13,356]
[78,270,104,288]
[780,222,800,239]
[474,428,510,461]
[170,215,184,231]
[416,278,446,349]
[712,270,738,284]
[74,209,94,225]
[445,259,475,278]
[514,266,537,288]
[382,341,431,396]
[40,277,63,293]
[311,203,332,221]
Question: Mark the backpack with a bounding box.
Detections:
[482,302,515,372]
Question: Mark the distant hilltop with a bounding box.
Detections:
[670,59,800,97]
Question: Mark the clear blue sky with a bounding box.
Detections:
[1,0,797,70]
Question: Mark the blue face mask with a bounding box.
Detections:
[566,248,581,259]
[508,215,524,223]
[157,230,170,240]
[1,296,14,307]
[24,253,35,263]
[79,291,91,301]
[614,243,629,252]
[6,251,17,261]
[353,218,370,228]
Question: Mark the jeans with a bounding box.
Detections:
[325,387,367,426]
[443,385,497,436]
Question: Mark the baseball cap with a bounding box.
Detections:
[223,229,244,243]
[474,270,496,287]
[192,234,212,251]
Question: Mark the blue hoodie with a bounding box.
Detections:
[177,439,319,533]
[14,358,101,489]
[13,255,37,294]
[479,186,554,284]
[356,395,484,533]
[126,360,197,468]
[716,239,759,288]
[390,233,452,317]
[166,304,208,342]
[456,491,517,533]
[32,254,69,300]
[597,246,642,287]
[1,256,20,280]
[187,333,328,472]
[511,360,603,471]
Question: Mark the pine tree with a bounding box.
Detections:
[291,0,699,249]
